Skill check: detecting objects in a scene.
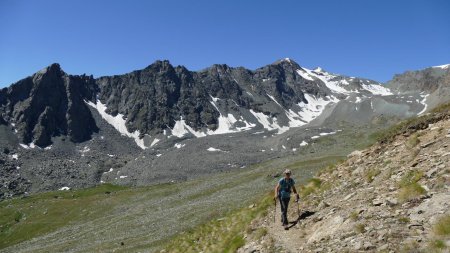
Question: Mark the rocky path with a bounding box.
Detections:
[240,114,450,252]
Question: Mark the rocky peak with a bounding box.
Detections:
[0,64,98,147]
[144,60,174,73]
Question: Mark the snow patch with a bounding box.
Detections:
[104,168,113,174]
[86,99,147,149]
[249,110,287,133]
[296,69,315,81]
[361,84,392,96]
[59,187,70,191]
[174,143,186,149]
[207,147,222,152]
[211,96,220,102]
[320,131,337,136]
[418,94,430,115]
[297,94,339,123]
[300,141,308,146]
[150,138,160,147]
[171,118,206,138]
[433,64,450,69]
[19,143,37,149]
[303,68,350,94]
[80,146,90,153]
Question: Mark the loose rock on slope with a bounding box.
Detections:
[240,111,450,252]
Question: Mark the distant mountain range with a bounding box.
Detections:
[0,58,449,199]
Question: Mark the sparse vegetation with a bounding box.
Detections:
[349,211,359,221]
[354,223,366,234]
[163,193,273,253]
[398,182,426,203]
[407,133,420,148]
[252,227,268,240]
[397,170,426,202]
[300,178,322,198]
[433,215,450,236]
[399,170,423,186]
[429,239,446,251]
[365,168,381,183]
[398,216,410,223]
[400,241,421,253]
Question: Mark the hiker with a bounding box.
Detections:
[274,169,299,229]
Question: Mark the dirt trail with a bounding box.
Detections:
[267,203,313,252]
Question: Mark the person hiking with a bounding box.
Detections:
[274,169,299,230]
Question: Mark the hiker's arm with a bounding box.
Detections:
[292,186,298,195]
[274,183,280,199]
[292,186,299,200]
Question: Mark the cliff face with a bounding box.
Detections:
[240,107,450,253]
[387,64,450,94]
[0,64,98,147]
[93,59,325,135]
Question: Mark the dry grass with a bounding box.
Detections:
[349,211,359,222]
[398,216,410,223]
[433,215,450,237]
[299,178,322,198]
[397,170,425,203]
[407,133,420,148]
[398,182,426,203]
[354,223,366,234]
[365,168,381,183]
[163,192,273,253]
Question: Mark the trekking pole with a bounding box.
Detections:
[273,198,276,223]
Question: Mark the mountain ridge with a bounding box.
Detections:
[0,58,449,199]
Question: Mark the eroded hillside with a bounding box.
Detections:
[240,106,450,253]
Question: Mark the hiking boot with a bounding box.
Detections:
[283,224,289,230]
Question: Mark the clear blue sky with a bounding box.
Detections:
[1,0,449,87]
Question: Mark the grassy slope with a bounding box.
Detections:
[0,184,128,248]
[0,122,384,252]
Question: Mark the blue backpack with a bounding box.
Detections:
[279,178,295,199]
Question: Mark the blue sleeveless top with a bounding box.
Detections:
[278,178,295,199]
